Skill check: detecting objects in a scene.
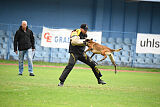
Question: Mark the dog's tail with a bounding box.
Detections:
[111,48,122,52]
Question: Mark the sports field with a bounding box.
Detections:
[0,60,160,107]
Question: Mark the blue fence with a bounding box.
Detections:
[0,23,160,68]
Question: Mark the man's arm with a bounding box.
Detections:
[71,36,86,46]
[70,31,86,46]
[14,31,18,54]
[30,31,35,50]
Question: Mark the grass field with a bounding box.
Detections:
[0,60,160,107]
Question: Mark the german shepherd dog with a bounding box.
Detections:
[84,39,122,74]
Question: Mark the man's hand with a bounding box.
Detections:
[15,51,18,54]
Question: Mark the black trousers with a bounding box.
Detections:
[59,53,102,82]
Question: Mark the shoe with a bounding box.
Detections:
[29,73,35,76]
[18,73,22,76]
[98,79,106,85]
[58,81,64,87]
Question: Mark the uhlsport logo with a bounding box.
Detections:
[136,33,160,54]
[140,38,160,48]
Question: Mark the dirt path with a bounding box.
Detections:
[0,63,159,74]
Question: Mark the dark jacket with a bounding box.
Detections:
[69,29,87,55]
[14,26,35,51]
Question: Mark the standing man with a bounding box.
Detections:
[58,24,106,86]
[14,20,35,76]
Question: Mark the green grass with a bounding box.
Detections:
[0,60,160,107]
[0,59,160,72]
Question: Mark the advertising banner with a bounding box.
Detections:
[41,27,102,49]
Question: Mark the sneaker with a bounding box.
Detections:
[58,81,64,87]
[98,79,106,85]
[18,73,22,76]
[29,73,35,76]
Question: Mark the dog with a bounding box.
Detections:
[84,39,122,74]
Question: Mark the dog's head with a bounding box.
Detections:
[85,38,93,42]
[85,38,94,46]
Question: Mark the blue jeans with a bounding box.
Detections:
[19,48,33,74]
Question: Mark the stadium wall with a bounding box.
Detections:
[0,0,160,68]
[0,0,160,33]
